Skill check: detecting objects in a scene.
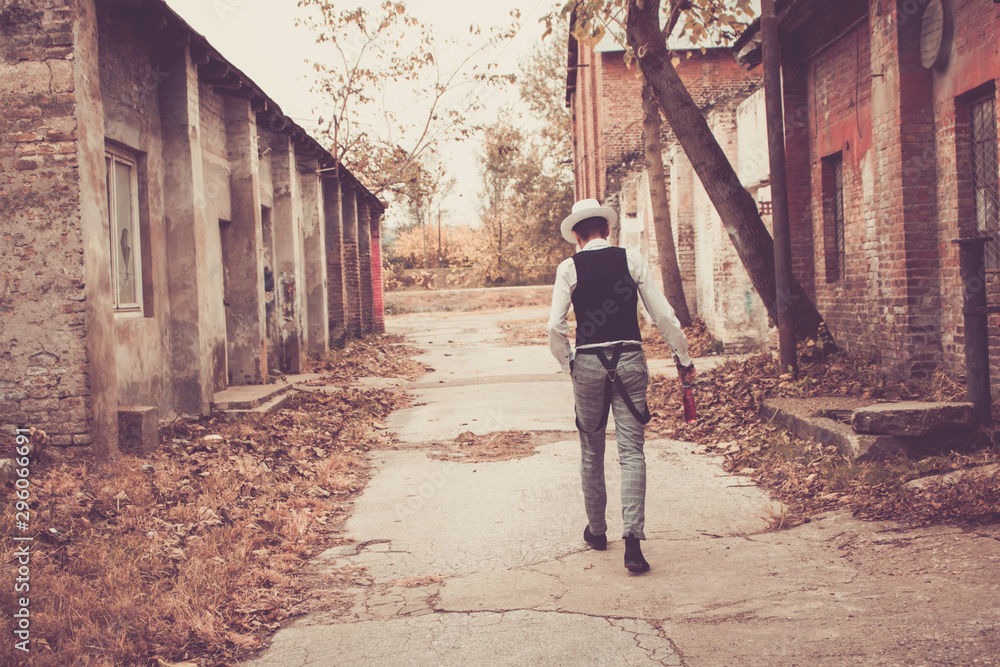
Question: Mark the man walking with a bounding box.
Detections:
[547,199,695,573]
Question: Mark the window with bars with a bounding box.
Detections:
[105,146,143,311]
[971,95,999,269]
[822,153,846,283]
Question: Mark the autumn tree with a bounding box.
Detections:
[477,116,575,284]
[471,27,576,285]
[478,119,523,281]
[389,223,483,270]
[547,0,832,346]
[297,0,518,198]
[517,26,574,161]
[396,152,455,268]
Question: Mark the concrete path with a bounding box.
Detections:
[248,308,1000,666]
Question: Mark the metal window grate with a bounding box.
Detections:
[833,158,846,281]
[822,153,846,283]
[971,95,999,270]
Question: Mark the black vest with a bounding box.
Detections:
[572,247,642,346]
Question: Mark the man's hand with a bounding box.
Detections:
[674,357,696,384]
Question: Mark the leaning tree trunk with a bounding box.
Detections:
[643,83,692,327]
[625,0,830,345]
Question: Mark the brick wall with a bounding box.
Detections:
[323,174,347,346]
[781,61,816,299]
[593,48,762,199]
[371,211,385,333]
[357,198,374,334]
[931,0,1000,386]
[0,0,117,453]
[342,185,362,337]
[801,11,879,359]
[788,0,1000,382]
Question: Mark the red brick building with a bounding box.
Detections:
[567,42,760,203]
[736,0,1000,383]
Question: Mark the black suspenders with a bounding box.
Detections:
[575,343,651,433]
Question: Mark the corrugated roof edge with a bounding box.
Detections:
[117,0,385,212]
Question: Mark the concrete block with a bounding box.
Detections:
[905,464,1000,491]
[762,398,987,462]
[761,398,905,461]
[118,406,159,455]
[852,401,976,437]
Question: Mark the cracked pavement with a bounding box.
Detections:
[247,307,1000,666]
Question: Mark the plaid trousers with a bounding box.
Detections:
[571,348,648,539]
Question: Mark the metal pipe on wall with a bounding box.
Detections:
[953,237,992,424]
[762,0,798,377]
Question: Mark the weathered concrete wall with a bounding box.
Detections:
[269,132,306,372]
[255,138,278,363]
[736,88,769,189]
[76,0,118,454]
[197,84,231,390]
[98,1,172,420]
[223,96,266,384]
[668,147,698,318]
[300,159,329,357]
[158,44,214,415]
[691,109,769,353]
[0,0,117,454]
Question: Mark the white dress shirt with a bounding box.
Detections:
[546,238,693,373]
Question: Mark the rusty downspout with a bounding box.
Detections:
[762,0,797,377]
[953,237,992,423]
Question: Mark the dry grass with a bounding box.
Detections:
[0,338,414,667]
[647,347,1000,529]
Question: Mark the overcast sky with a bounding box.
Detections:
[163,0,556,227]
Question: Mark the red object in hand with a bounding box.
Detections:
[681,384,698,424]
[675,357,698,424]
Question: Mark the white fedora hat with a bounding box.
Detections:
[560,199,617,244]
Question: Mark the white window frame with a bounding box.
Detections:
[105,145,143,313]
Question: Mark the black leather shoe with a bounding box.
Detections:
[624,535,650,573]
[584,526,607,551]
